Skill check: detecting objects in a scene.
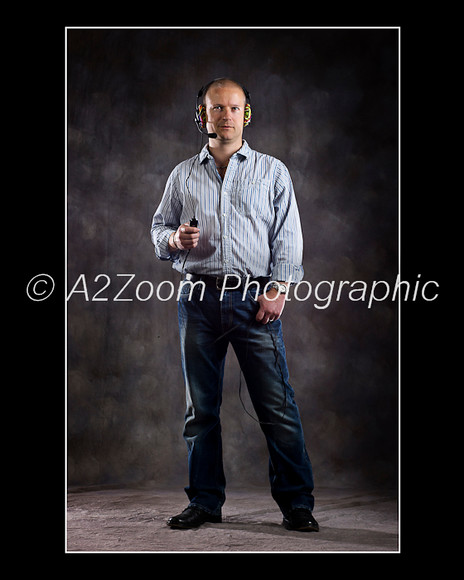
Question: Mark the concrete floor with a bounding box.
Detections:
[66,485,398,553]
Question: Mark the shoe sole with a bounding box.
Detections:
[283,519,319,532]
[167,517,222,529]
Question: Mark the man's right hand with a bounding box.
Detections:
[169,222,200,251]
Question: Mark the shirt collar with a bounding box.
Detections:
[199,140,251,164]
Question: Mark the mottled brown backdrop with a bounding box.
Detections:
[66,28,399,491]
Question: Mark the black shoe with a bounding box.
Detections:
[283,508,319,532]
[167,506,222,529]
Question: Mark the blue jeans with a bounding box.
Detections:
[177,282,315,517]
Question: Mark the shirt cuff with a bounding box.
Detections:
[271,264,304,284]
[154,229,178,261]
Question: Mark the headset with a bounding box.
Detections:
[194,78,252,137]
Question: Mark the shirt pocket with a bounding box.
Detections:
[234,178,274,225]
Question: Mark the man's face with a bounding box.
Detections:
[204,84,246,144]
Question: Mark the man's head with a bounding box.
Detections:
[197,78,251,143]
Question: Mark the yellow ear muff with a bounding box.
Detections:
[244,103,252,127]
[197,104,207,129]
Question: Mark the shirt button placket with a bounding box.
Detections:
[221,161,235,275]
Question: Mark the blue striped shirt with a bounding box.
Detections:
[150,140,304,283]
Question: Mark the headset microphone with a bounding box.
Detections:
[199,127,217,139]
[195,101,217,138]
[194,106,216,138]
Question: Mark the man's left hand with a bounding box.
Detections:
[256,290,286,324]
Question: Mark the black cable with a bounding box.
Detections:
[237,319,289,426]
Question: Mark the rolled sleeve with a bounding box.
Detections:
[272,263,304,284]
[151,226,177,261]
[150,168,182,262]
[269,163,304,284]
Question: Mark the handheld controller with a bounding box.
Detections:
[181,218,198,271]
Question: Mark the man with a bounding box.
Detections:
[151,78,318,532]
